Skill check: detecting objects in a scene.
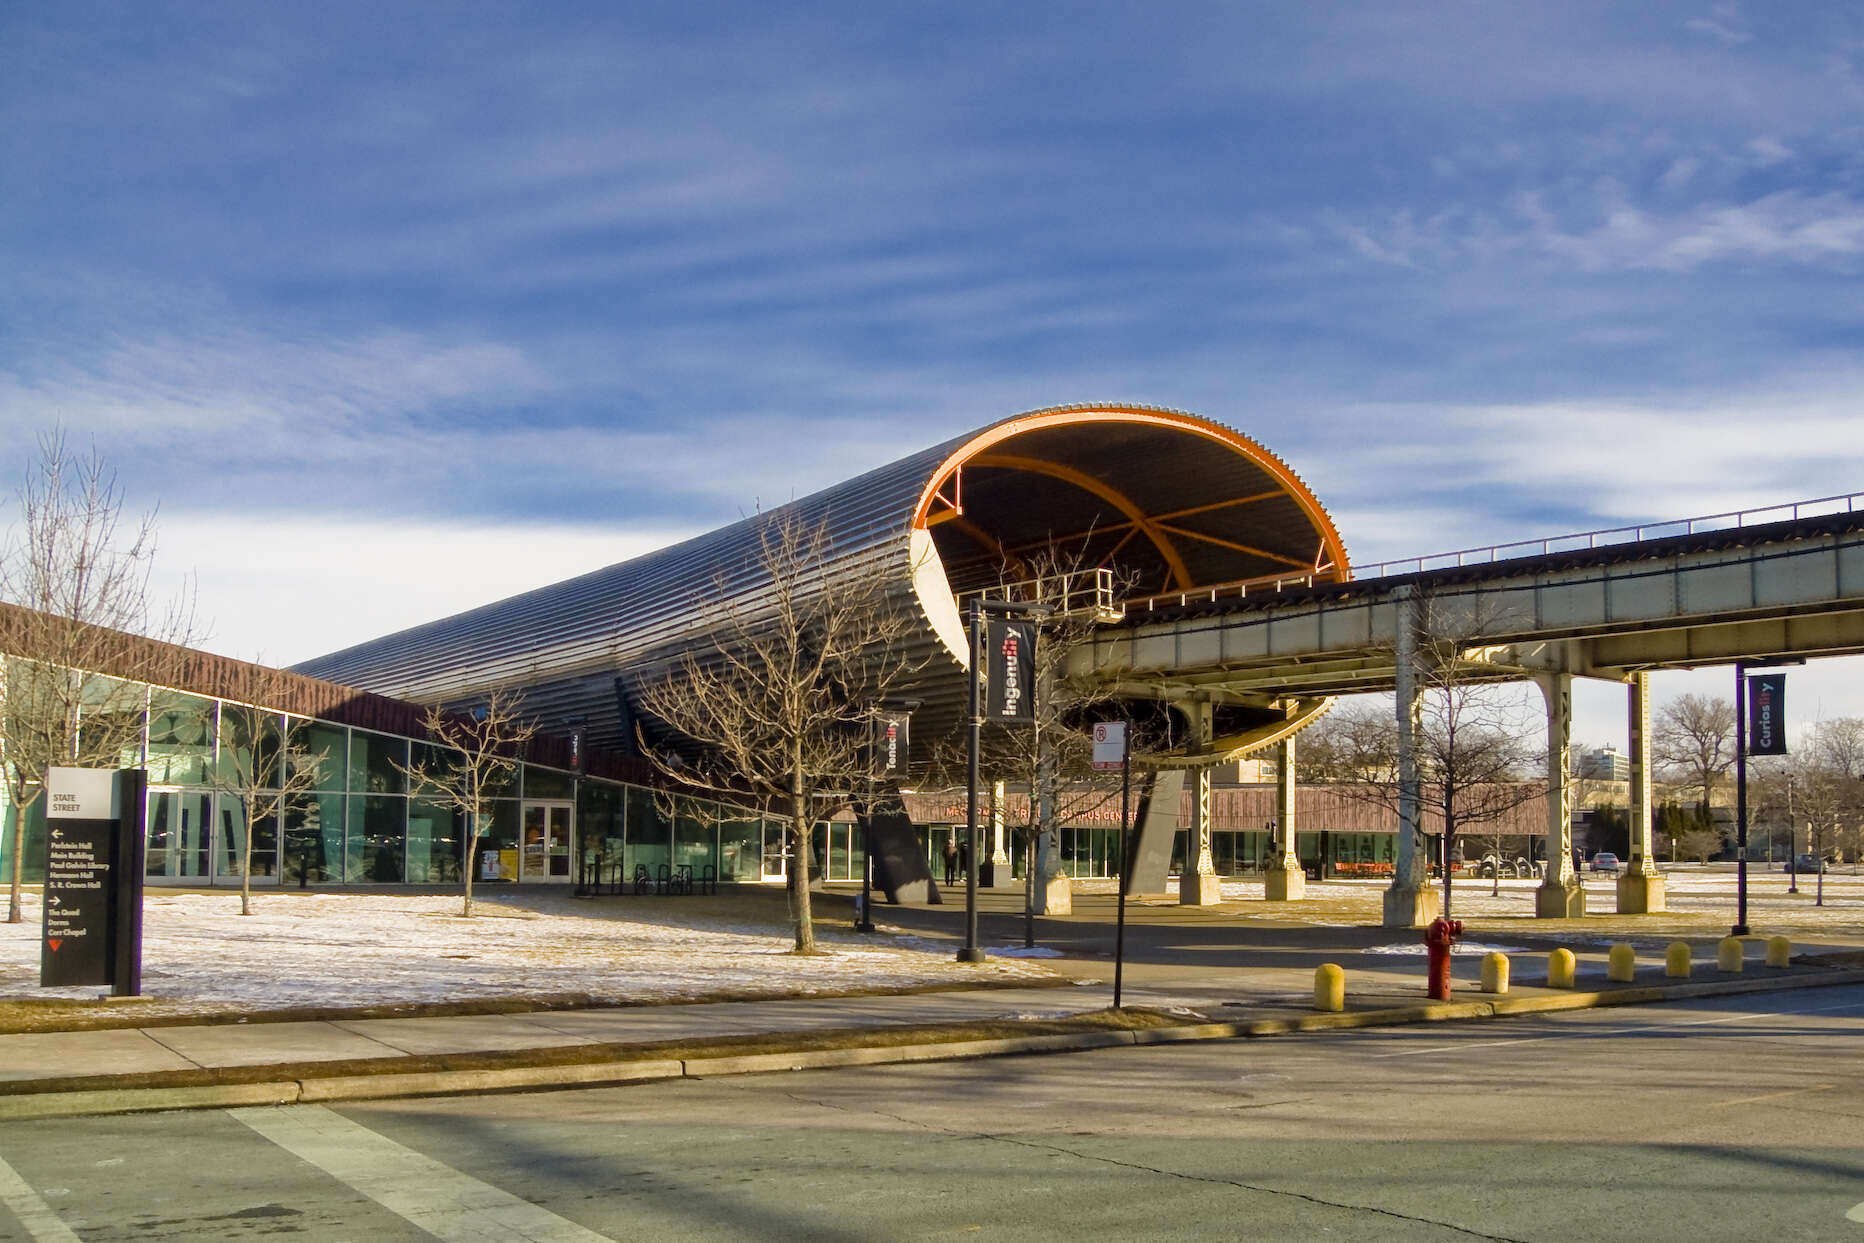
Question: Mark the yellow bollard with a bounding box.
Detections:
[1665,941,1692,978]
[1718,937,1744,973]
[1607,943,1637,983]
[1480,951,1510,994]
[1766,935,1792,968]
[1314,963,1345,1012]
[1547,947,1576,988]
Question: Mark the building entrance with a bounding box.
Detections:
[520,801,574,882]
[145,789,278,887]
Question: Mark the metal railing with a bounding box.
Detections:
[1343,489,1863,582]
[956,566,1124,620]
[1117,489,1863,616]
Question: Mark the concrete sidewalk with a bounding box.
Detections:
[3,890,1860,1120]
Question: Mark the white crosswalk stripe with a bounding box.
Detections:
[0,1152,81,1243]
[231,1104,613,1243]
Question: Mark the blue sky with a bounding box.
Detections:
[3,1,1862,743]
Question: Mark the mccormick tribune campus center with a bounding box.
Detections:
[0,405,1554,898]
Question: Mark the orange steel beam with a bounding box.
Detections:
[910,405,1350,589]
[1148,489,1286,524]
[1152,522,1318,570]
[969,452,1194,590]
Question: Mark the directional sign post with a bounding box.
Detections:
[1093,721,1132,1008]
[41,767,145,995]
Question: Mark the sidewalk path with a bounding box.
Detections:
[2,886,1859,1118]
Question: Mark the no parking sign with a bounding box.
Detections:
[1092,722,1127,770]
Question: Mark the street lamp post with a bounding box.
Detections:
[958,596,1049,965]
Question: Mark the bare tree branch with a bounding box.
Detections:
[0,431,200,922]
[393,689,537,917]
[635,511,926,953]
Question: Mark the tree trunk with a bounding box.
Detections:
[462,805,477,918]
[789,776,816,953]
[239,796,253,916]
[5,795,27,924]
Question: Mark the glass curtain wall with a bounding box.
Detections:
[0,661,771,888]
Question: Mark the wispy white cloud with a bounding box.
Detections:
[153,512,698,667]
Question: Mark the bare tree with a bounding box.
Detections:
[205,689,330,916]
[0,432,196,923]
[1652,694,1736,843]
[1298,593,1545,918]
[636,511,924,953]
[1799,718,1864,868]
[394,689,536,917]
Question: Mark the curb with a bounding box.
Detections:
[5,969,1861,1121]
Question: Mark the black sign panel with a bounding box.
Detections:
[40,768,144,993]
[985,619,1038,725]
[1748,673,1787,756]
[874,712,910,776]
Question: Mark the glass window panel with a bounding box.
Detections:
[285,792,344,884]
[407,797,461,883]
[219,706,281,791]
[674,799,717,875]
[577,781,624,884]
[349,731,407,794]
[828,823,851,882]
[147,692,216,785]
[217,793,279,881]
[624,787,671,876]
[0,798,47,884]
[296,723,347,793]
[719,813,760,882]
[77,674,147,769]
[808,822,827,881]
[350,795,406,883]
[476,800,520,882]
[524,765,573,800]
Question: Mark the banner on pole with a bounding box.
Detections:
[1747,672,1787,756]
[985,619,1038,724]
[1092,721,1127,770]
[874,711,911,775]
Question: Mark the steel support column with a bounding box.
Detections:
[1265,734,1305,901]
[1180,700,1223,905]
[1535,671,1587,918]
[1383,588,1440,928]
[987,779,1016,889]
[1618,671,1666,913]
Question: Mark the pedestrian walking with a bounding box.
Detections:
[943,835,959,887]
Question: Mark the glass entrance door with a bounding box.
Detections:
[145,790,277,886]
[520,801,574,882]
[146,789,213,882]
[761,817,788,882]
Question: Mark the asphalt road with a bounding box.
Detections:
[2,985,1861,1242]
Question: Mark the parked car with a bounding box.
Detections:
[1589,852,1620,873]
[1787,853,1827,875]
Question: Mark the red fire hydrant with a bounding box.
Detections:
[1425,917,1463,1001]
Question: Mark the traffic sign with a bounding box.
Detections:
[1092,721,1127,770]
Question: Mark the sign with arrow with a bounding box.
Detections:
[40,767,144,994]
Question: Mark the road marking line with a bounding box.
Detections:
[1708,1083,1834,1108]
[1847,1199,1864,1223]
[230,1105,612,1243]
[0,1154,81,1243]
[1368,997,1864,1059]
